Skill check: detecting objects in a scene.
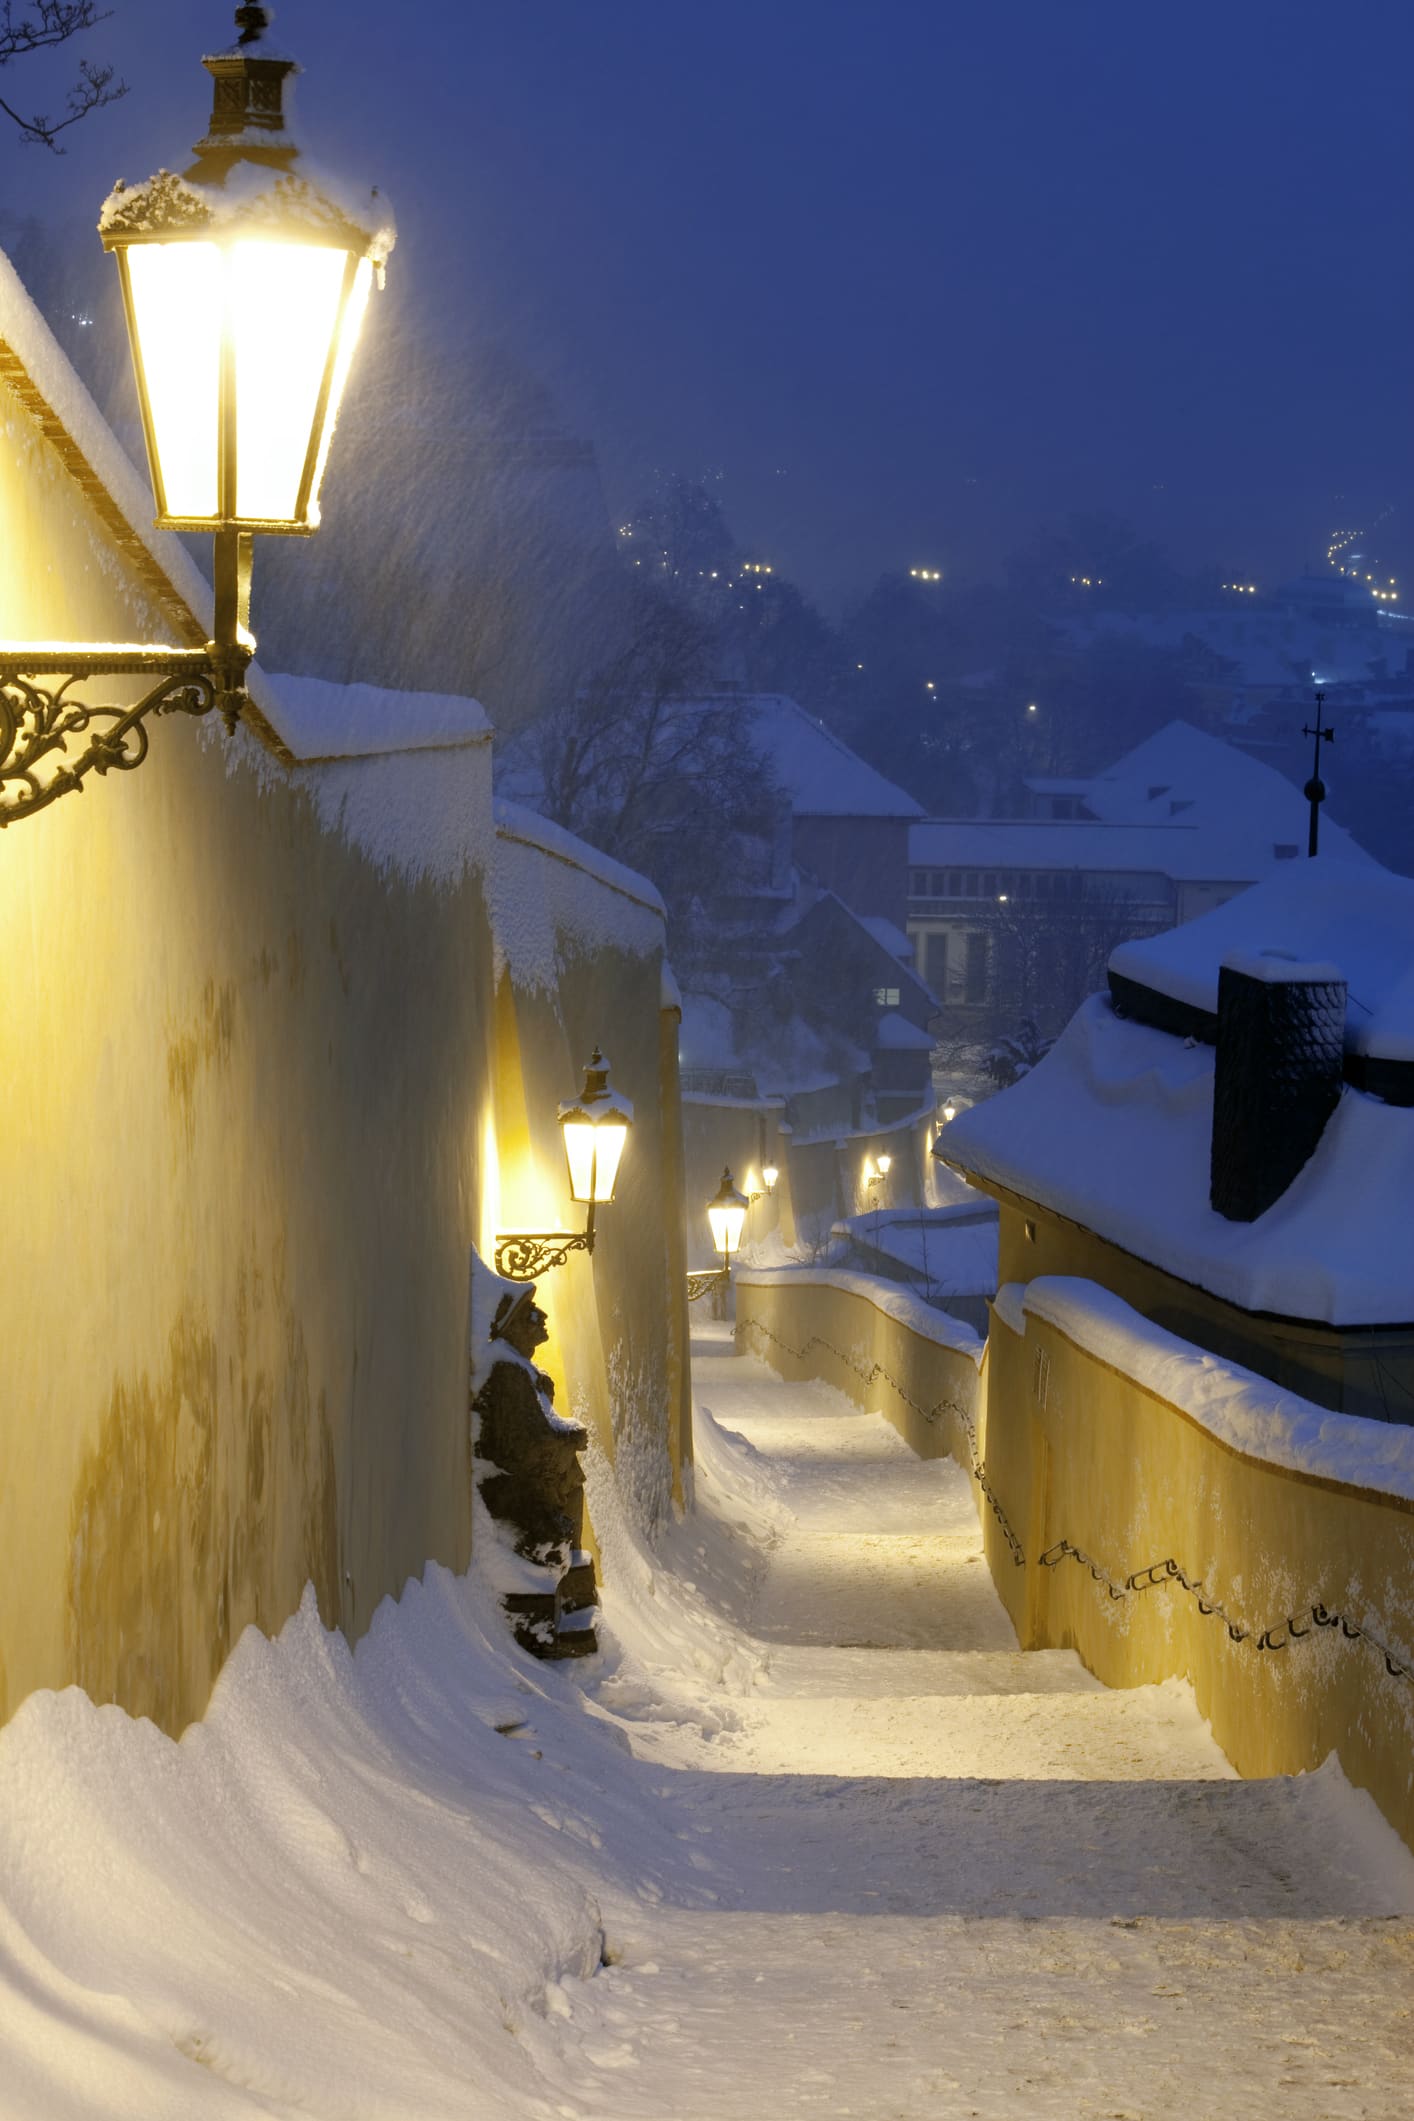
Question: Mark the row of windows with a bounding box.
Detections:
[909,869,1088,901]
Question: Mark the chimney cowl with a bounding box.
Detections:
[1209,954,1346,1224]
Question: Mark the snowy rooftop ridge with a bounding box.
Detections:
[744,695,925,818]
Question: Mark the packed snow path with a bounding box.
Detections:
[568,1329,1414,2118]
[0,1328,1411,2119]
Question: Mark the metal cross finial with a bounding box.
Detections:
[1301,689,1335,858]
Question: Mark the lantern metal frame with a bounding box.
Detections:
[495,1049,633,1283]
[0,4,390,829]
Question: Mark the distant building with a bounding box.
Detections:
[907,720,1378,1044]
[939,862,1414,1424]
[743,694,925,930]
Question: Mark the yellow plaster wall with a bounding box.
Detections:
[984,1301,1414,1851]
[0,365,684,1732]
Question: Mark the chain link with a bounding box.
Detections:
[1040,1540,1412,1685]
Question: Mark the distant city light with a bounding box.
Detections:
[909,567,942,582]
[1026,702,1037,713]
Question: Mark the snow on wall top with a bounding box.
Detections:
[1110,862,1414,1060]
[488,798,665,994]
[266,673,490,759]
[942,994,1414,1326]
[1014,1276,1414,1504]
[745,695,925,818]
[736,1263,985,1364]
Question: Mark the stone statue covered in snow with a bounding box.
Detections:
[470,1267,598,1659]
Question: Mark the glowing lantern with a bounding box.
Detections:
[707,1170,749,1265]
[100,4,394,537]
[876,1153,893,1176]
[558,1050,633,1208]
[761,1163,780,1193]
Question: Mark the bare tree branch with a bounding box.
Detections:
[0,3,126,150]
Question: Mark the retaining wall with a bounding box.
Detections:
[734,1265,1414,1854]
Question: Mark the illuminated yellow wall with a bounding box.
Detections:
[0,350,683,1733]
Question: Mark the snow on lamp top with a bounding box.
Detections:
[99,3,394,535]
[558,1050,634,1206]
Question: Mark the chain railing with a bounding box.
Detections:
[1041,1539,1412,1687]
[736,1307,1414,1694]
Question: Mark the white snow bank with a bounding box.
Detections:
[943,994,1414,1326]
[1012,1275,1414,1503]
[0,1570,715,2121]
[266,672,491,759]
[735,1265,985,1364]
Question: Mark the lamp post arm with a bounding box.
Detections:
[0,651,229,829]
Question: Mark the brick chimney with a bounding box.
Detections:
[1209,953,1346,1222]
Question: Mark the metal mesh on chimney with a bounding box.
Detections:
[1209,961,1346,1223]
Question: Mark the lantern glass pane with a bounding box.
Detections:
[305,256,373,524]
[562,1119,597,1203]
[563,1118,628,1204]
[587,1121,628,1203]
[232,242,350,522]
[708,1202,747,1257]
[125,241,223,517]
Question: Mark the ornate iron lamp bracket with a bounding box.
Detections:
[685,1268,728,1303]
[494,1229,594,1282]
[0,644,249,829]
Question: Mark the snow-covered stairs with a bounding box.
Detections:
[555,1330,1414,2119]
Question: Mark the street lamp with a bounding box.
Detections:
[761,1163,779,1193]
[495,1049,634,1281]
[707,1168,749,1274]
[0,3,393,827]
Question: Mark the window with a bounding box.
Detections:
[964,931,989,1004]
[948,871,962,896]
[921,930,948,991]
[874,986,901,1007]
[931,870,948,896]
[909,869,928,896]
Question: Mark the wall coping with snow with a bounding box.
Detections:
[999,1278,1414,1508]
[493,799,667,920]
[736,1266,984,1364]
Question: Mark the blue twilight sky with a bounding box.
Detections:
[9,0,1414,604]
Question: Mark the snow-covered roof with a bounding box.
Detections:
[873,1011,936,1052]
[1109,861,1414,1063]
[912,722,1375,884]
[267,674,490,759]
[744,695,924,818]
[1086,722,1369,866]
[941,994,1414,1327]
[860,915,915,960]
